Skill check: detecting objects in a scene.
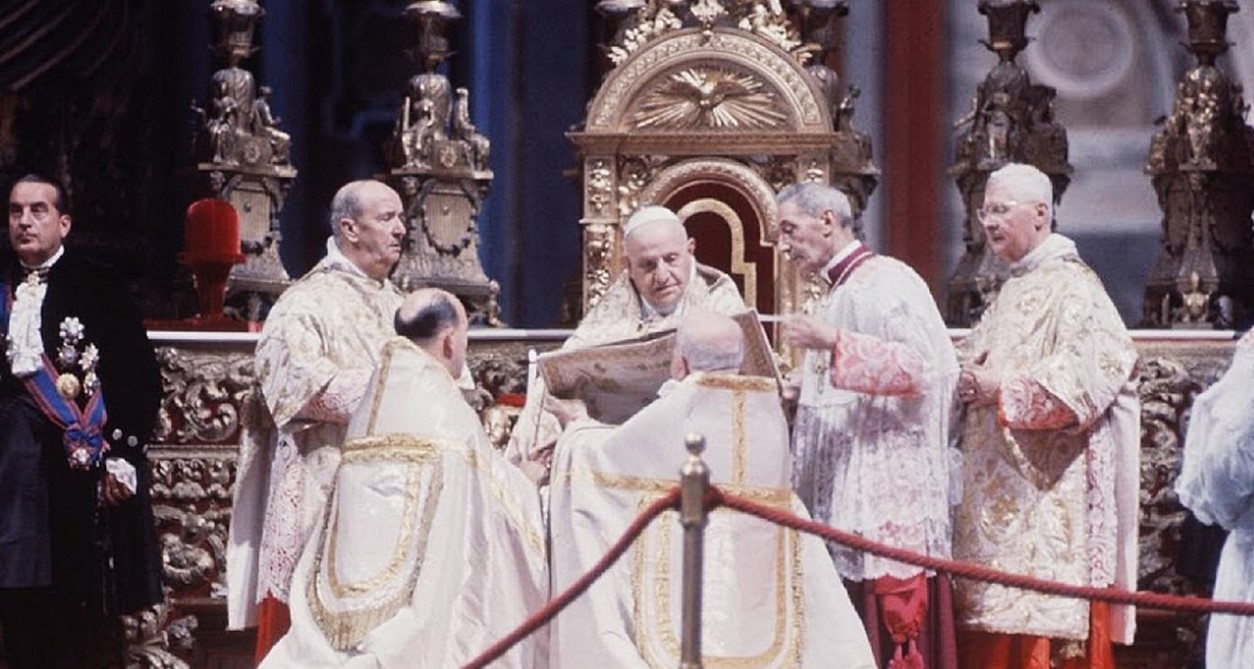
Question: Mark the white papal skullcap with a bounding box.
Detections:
[623,205,683,239]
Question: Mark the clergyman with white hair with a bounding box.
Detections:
[953,162,1141,667]
[505,204,746,472]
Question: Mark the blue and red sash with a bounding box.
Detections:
[0,279,110,470]
[23,354,109,469]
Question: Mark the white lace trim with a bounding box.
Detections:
[7,274,47,376]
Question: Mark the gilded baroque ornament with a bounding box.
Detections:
[598,1,684,66]
[598,1,805,66]
[587,159,614,215]
[738,3,802,55]
[589,30,823,131]
[583,224,617,310]
[153,347,255,445]
[632,66,788,130]
[690,0,728,31]
[638,158,779,226]
[617,156,668,218]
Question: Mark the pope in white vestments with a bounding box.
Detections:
[1176,329,1254,669]
[507,205,745,465]
[229,180,406,647]
[546,312,875,669]
[261,289,548,669]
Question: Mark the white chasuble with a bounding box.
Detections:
[953,234,1140,643]
[261,338,548,669]
[792,254,959,582]
[229,256,403,628]
[507,263,745,461]
[1176,330,1254,669]
[548,373,875,669]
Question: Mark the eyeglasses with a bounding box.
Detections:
[976,200,1025,223]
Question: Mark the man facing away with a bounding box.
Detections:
[953,163,1140,668]
[506,204,745,468]
[775,181,959,669]
[1175,328,1254,669]
[0,174,163,668]
[260,289,547,669]
[227,179,407,661]
[545,310,876,669]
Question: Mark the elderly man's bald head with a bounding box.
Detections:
[395,288,469,377]
[328,179,406,280]
[671,310,745,379]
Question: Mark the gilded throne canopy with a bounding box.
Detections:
[569,1,877,322]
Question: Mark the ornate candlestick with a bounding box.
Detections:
[192,0,297,323]
[384,0,502,326]
[946,0,1073,326]
[1143,0,1254,329]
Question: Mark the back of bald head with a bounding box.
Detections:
[395,288,465,345]
[677,310,745,372]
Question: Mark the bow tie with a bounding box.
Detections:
[18,265,50,283]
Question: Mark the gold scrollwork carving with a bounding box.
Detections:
[155,347,256,445]
[752,156,800,195]
[587,158,615,215]
[150,449,238,595]
[638,158,778,238]
[617,155,668,218]
[584,224,616,310]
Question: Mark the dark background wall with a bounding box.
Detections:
[0,0,597,328]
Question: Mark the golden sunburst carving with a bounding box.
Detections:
[632,67,787,130]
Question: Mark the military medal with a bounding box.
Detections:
[55,372,81,400]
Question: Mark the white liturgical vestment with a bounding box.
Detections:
[1176,330,1254,669]
[953,234,1140,644]
[791,249,959,582]
[229,249,404,628]
[548,372,875,669]
[507,263,744,461]
[260,338,548,669]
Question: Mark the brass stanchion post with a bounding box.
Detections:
[679,433,709,669]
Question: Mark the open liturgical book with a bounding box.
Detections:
[537,310,782,424]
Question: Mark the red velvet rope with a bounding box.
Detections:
[713,487,1254,617]
[460,488,681,669]
[463,483,1254,668]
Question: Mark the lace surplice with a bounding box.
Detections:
[792,255,959,581]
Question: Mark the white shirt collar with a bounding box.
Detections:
[20,245,65,273]
[324,237,370,280]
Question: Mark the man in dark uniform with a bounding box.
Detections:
[0,174,163,668]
